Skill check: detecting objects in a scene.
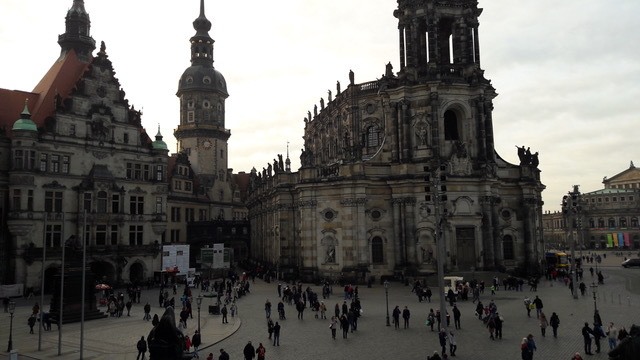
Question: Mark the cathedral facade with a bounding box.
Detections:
[246,0,545,281]
[0,0,247,290]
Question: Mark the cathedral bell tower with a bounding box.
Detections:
[174,0,230,189]
[394,0,496,164]
[58,0,96,62]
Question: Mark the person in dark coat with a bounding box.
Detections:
[452,304,461,329]
[147,307,186,360]
[608,324,640,360]
[243,341,255,360]
[402,306,411,329]
[549,312,560,338]
[582,322,594,355]
[392,305,401,329]
[137,336,147,360]
[192,330,201,358]
[272,322,281,346]
[218,349,229,360]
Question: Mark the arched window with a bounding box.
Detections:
[588,218,595,228]
[632,217,638,227]
[97,191,108,213]
[503,235,514,260]
[620,217,627,228]
[371,237,384,264]
[608,218,616,228]
[443,110,460,140]
[366,125,381,148]
[598,218,605,228]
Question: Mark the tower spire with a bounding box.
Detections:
[190,0,214,67]
[58,0,96,62]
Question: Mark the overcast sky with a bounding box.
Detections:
[1,0,639,212]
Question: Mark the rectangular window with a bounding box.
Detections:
[198,209,207,221]
[174,180,182,190]
[129,196,144,215]
[62,156,70,173]
[13,150,23,170]
[40,153,48,172]
[96,191,108,213]
[27,151,36,169]
[12,189,21,211]
[83,193,92,212]
[96,225,107,246]
[27,190,34,211]
[128,225,144,246]
[185,181,192,192]
[45,191,63,212]
[134,163,142,180]
[51,155,60,173]
[144,165,150,181]
[186,208,195,222]
[155,196,163,214]
[110,225,119,245]
[126,163,133,179]
[45,224,62,247]
[111,194,120,213]
[171,229,180,243]
[156,165,163,181]
[220,150,224,158]
[123,132,129,144]
[69,124,76,136]
[187,111,195,122]
[171,207,181,222]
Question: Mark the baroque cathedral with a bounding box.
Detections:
[0,0,248,290]
[246,0,545,281]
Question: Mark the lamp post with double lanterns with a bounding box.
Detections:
[561,185,581,299]
[196,295,203,334]
[6,301,15,352]
[425,164,449,332]
[384,280,390,326]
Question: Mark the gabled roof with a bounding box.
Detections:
[604,162,640,185]
[0,50,90,134]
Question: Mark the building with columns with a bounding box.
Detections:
[543,162,640,251]
[0,0,248,290]
[246,0,545,281]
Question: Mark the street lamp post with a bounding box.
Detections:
[196,295,203,334]
[590,282,598,311]
[384,280,390,326]
[6,301,15,352]
[562,185,581,299]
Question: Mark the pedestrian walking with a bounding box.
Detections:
[606,322,618,350]
[243,341,255,360]
[256,343,266,360]
[126,300,133,316]
[136,336,147,360]
[520,337,529,360]
[494,313,503,340]
[582,322,594,355]
[402,306,411,329]
[593,322,605,353]
[392,305,401,329]
[525,334,537,360]
[539,312,548,337]
[230,302,237,318]
[265,299,271,318]
[593,309,603,327]
[427,309,436,331]
[549,312,560,338]
[28,314,36,334]
[438,328,448,356]
[218,348,230,360]
[448,331,457,356]
[452,304,461,329]
[329,316,338,339]
[523,297,532,317]
[533,296,543,318]
[339,314,349,339]
[221,305,228,324]
[144,302,151,321]
[272,322,281,346]
[192,330,201,358]
[267,318,274,339]
[319,301,327,319]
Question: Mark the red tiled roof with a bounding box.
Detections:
[0,50,90,134]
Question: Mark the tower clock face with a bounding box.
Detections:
[202,140,212,150]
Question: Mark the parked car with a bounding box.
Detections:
[622,258,640,268]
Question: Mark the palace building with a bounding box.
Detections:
[0,0,248,290]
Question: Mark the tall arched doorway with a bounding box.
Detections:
[129,262,145,285]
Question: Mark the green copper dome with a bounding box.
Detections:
[152,125,168,150]
[12,101,37,132]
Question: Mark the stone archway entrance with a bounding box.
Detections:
[455,227,476,270]
[129,262,144,284]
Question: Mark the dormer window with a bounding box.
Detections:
[186,76,193,84]
[203,76,211,85]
